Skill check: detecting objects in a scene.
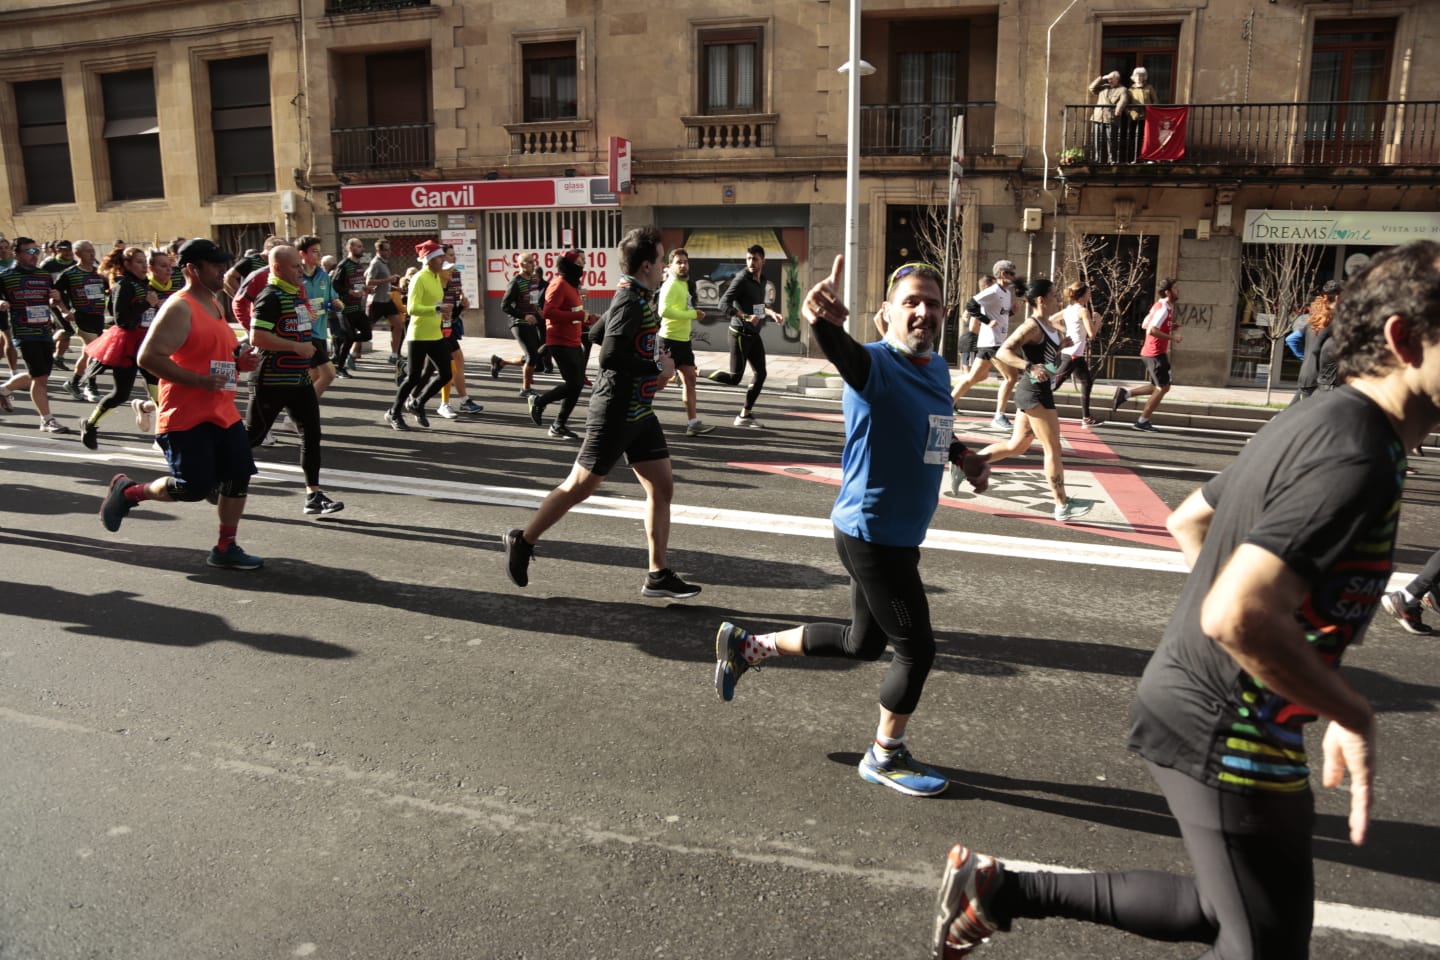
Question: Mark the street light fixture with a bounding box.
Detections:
[838,11,875,336]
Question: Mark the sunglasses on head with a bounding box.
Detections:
[888,261,941,289]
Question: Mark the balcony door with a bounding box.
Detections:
[1305,20,1393,163]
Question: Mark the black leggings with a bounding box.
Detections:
[712,330,768,411]
[536,344,585,427]
[1405,547,1440,600]
[246,382,323,486]
[92,364,139,422]
[993,762,1315,959]
[799,528,935,715]
[391,339,452,414]
[1051,355,1094,419]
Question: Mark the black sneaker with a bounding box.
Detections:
[1132,419,1156,432]
[383,410,410,432]
[1381,591,1432,635]
[548,423,579,441]
[528,395,545,427]
[490,354,503,379]
[641,568,701,599]
[63,379,85,401]
[81,420,98,450]
[304,492,345,517]
[405,397,430,428]
[1110,387,1128,416]
[52,355,69,371]
[333,367,352,380]
[100,473,135,532]
[503,528,535,587]
[207,542,264,571]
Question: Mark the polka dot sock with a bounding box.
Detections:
[740,632,780,666]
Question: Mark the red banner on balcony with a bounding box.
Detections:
[1141,107,1189,162]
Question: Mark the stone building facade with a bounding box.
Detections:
[2,0,1437,384]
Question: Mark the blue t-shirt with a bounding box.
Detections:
[830,341,953,547]
[300,266,334,340]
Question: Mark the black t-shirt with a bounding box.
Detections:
[1128,386,1404,794]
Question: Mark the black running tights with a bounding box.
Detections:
[247,382,323,487]
[391,339,452,414]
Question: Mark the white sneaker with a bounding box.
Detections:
[131,399,155,434]
[686,419,717,437]
[436,402,458,419]
[261,430,278,446]
[40,415,72,434]
[734,414,761,428]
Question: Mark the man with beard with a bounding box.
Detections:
[99,239,266,570]
[1111,277,1183,431]
[657,247,715,436]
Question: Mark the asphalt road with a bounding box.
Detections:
[2,359,1437,959]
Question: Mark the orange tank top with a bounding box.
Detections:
[157,290,243,434]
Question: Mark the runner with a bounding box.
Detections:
[1049,280,1101,426]
[961,278,1094,523]
[223,236,278,298]
[39,239,77,370]
[99,238,266,570]
[366,239,401,364]
[384,240,451,431]
[245,245,344,518]
[657,247,716,436]
[0,237,72,433]
[712,257,991,798]
[78,246,155,449]
[1110,277,1183,430]
[329,237,378,374]
[503,225,701,599]
[949,260,1020,429]
[707,244,783,427]
[929,240,1438,959]
[528,250,593,440]
[296,235,342,398]
[55,241,111,402]
[435,243,482,418]
[494,252,547,398]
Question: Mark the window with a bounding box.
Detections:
[1101,24,1180,103]
[1305,19,1394,162]
[522,41,577,122]
[700,27,761,115]
[210,56,274,194]
[14,78,74,205]
[101,68,163,200]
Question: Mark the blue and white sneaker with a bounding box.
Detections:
[990,413,1012,430]
[858,744,948,797]
[207,543,264,571]
[713,621,753,702]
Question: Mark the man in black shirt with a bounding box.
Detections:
[708,244,782,427]
[930,241,1440,959]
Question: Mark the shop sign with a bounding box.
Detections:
[1244,210,1440,246]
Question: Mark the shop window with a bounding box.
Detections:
[14,78,74,205]
[522,41,577,122]
[101,68,164,200]
[211,55,275,195]
[700,26,762,115]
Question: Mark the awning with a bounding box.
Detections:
[681,228,785,261]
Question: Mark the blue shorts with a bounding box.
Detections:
[157,420,257,498]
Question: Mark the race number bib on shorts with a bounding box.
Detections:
[140,308,157,328]
[924,414,954,465]
[210,359,238,392]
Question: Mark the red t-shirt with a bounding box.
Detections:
[1140,299,1174,357]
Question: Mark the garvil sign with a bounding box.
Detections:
[339,177,620,214]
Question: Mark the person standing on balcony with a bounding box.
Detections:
[708,244,783,428]
[1125,67,1159,162]
[1088,71,1130,164]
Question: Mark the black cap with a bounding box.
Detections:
[56,239,72,249]
[177,238,233,267]
[1321,280,1343,296]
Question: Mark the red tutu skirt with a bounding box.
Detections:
[85,325,146,368]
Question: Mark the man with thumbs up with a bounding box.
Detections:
[712,255,990,798]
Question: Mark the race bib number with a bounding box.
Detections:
[752,304,766,320]
[924,413,954,465]
[83,282,104,303]
[294,302,313,335]
[528,289,542,307]
[25,304,50,325]
[139,308,157,328]
[210,359,237,392]
[350,276,364,295]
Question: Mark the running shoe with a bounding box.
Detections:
[100,473,135,532]
[40,416,72,434]
[548,423,580,441]
[858,745,949,797]
[713,621,753,701]
[458,399,484,414]
[685,420,716,437]
[489,355,503,379]
[52,355,69,371]
[304,492,345,517]
[81,420,98,450]
[81,383,101,403]
[1081,416,1101,428]
[528,395,545,427]
[932,844,1007,958]
[990,413,1012,430]
[131,399,154,433]
[405,398,430,427]
[436,402,458,419]
[0,389,12,412]
[1381,591,1432,635]
[1054,498,1094,523]
[518,388,539,399]
[1132,419,1156,432]
[386,353,399,365]
[347,354,358,371]
[641,568,701,599]
[383,410,410,432]
[62,379,85,401]
[503,528,534,587]
[1110,386,1129,415]
[207,543,265,571]
[333,366,352,380]
[1424,591,1440,616]
[734,414,761,428]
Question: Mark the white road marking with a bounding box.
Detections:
[0,704,1432,947]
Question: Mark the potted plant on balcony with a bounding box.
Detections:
[1058,147,1085,166]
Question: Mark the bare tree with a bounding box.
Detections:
[1062,227,1156,378]
[1241,240,1323,402]
[907,204,967,357]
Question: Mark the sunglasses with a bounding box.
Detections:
[21,247,40,255]
[888,261,941,290]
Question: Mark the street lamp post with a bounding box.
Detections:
[839,10,874,336]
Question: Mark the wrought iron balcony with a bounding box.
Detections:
[1059,100,1440,168]
[331,123,435,173]
[860,102,996,157]
[325,0,429,13]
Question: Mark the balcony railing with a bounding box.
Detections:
[325,0,428,12]
[332,123,435,173]
[681,114,777,150]
[504,120,592,157]
[1060,100,1440,167]
[860,101,996,157]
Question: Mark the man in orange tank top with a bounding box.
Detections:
[98,239,266,570]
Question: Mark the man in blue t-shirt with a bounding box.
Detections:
[711,256,991,798]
